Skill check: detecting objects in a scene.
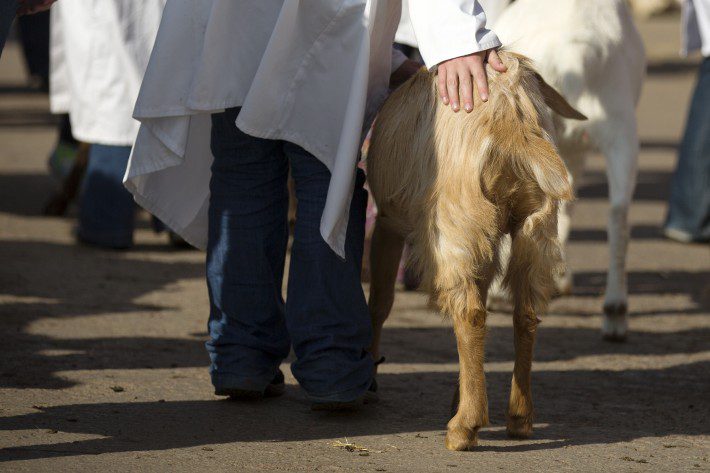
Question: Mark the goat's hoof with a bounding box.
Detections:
[604,300,627,317]
[506,416,533,439]
[445,427,479,451]
[602,301,628,342]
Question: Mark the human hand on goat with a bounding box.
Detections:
[16,0,57,16]
[438,48,506,113]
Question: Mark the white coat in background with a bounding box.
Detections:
[123,0,501,257]
[491,0,646,341]
[50,0,166,146]
[682,0,710,56]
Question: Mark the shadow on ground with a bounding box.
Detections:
[1,360,708,461]
[1,237,707,389]
[0,239,204,389]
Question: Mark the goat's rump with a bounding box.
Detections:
[366,50,577,241]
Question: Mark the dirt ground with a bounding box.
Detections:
[1,14,709,473]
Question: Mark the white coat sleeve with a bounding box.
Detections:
[408,0,501,69]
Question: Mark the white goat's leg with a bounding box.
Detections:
[486,235,510,307]
[555,200,574,295]
[555,145,587,296]
[597,118,639,341]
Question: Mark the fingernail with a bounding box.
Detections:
[452,103,459,112]
[481,94,488,102]
[464,103,472,112]
[442,96,449,105]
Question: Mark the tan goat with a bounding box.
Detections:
[366,51,585,451]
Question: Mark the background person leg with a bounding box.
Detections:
[77,144,135,249]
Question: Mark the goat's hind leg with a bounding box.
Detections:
[506,294,539,438]
[503,210,559,438]
[367,220,405,366]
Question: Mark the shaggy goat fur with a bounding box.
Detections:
[366,51,584,451]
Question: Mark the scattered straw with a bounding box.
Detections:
[331,439,369,453]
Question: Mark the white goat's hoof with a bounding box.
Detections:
[602,301,628,342]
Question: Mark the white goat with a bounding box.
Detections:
[490,0,646,341]
[628,0,682,17]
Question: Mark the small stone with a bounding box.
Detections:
[202,447,214,451]
[110,386,125,393]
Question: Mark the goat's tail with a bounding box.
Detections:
[486,52,575,202]
[510,134,573,202]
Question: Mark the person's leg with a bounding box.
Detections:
[77,144,135,249]
[285,143,374,403]
[0,0,16,56]
[664,57,710,242]
[206,108,291,394]
[17,11,50,89]
[49,115,79,180]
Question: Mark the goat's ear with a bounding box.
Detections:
[534,72,587,121]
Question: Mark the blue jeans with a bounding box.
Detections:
[0,0,15,57]
[78,144,136,249]
[665,57,710,242]
[206,107,373,402]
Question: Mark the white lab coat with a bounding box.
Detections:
[395,1,417,48]
[49,0,166,145]
[396,0,509,48]
[124,0,501,257]
[682,0,710,56]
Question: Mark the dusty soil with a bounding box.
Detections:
[1,14,708,472]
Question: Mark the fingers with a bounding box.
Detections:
[446,68,460,112]
[458,65,474,112]
[437,66,450,106]
[487,49,508,73]
[470,57,489,103]
[437,48,507,112]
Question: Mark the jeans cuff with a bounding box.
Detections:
[77,228,133,249]
[211,372,276,392]
[306,380,371,403]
